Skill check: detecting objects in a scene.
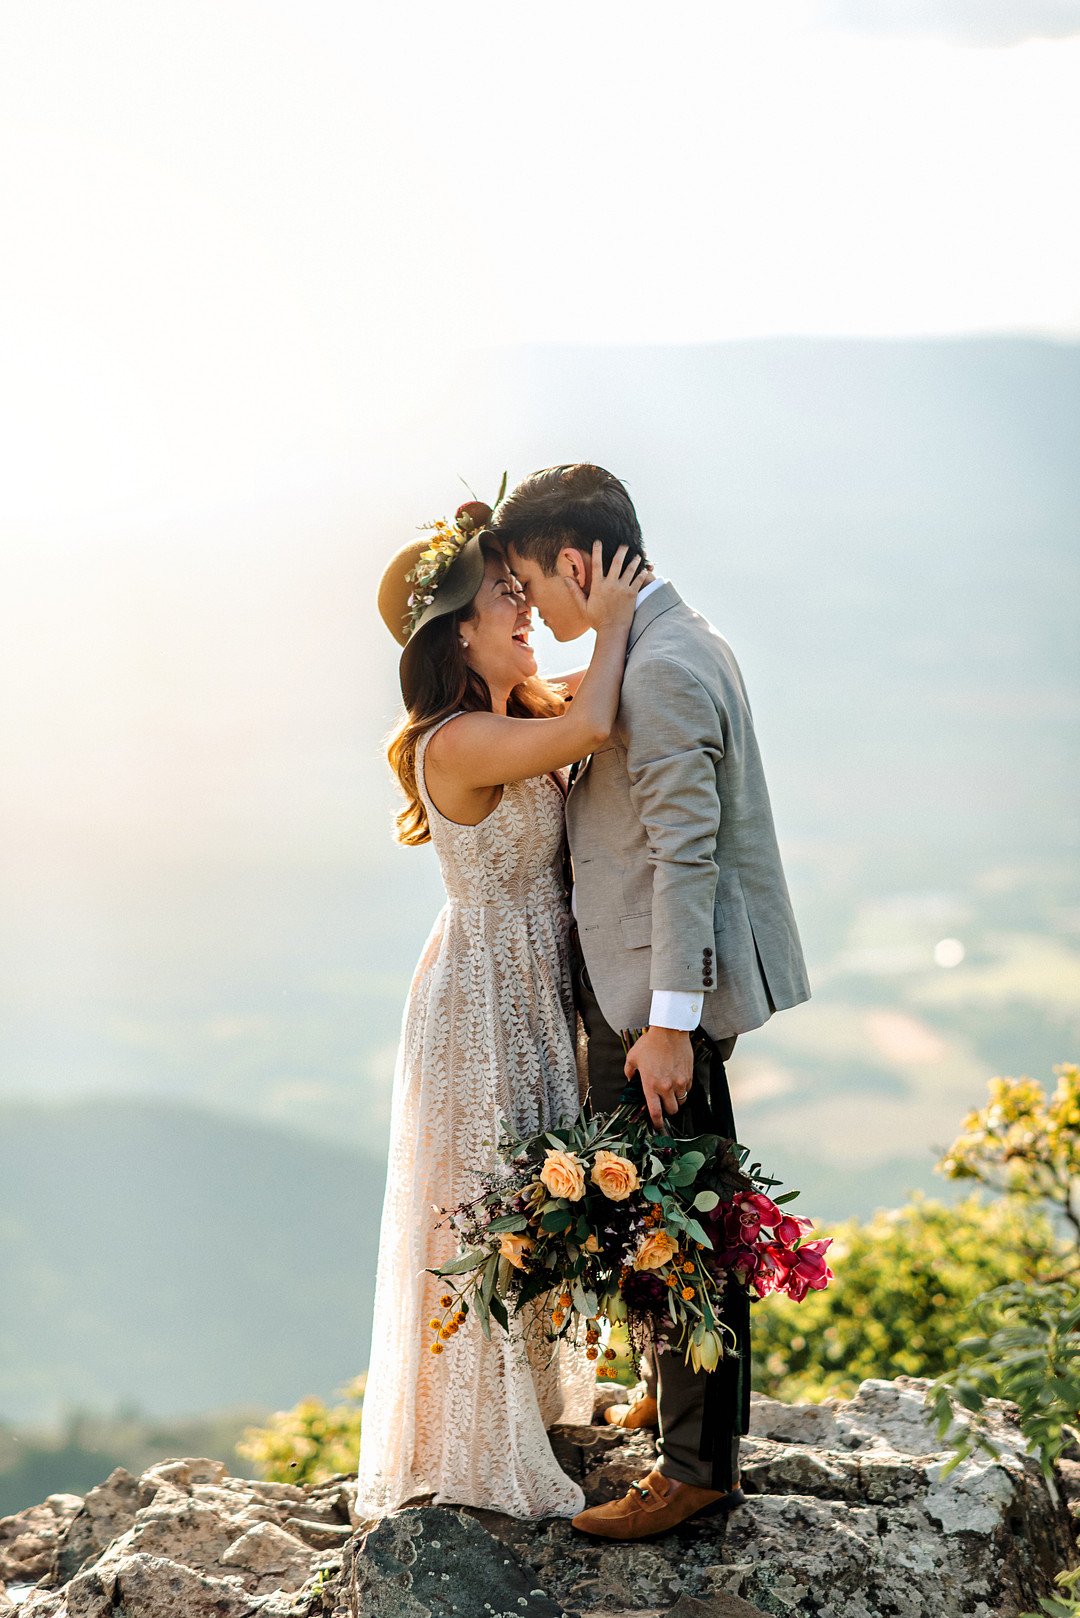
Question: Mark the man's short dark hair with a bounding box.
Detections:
[490,464,647,575]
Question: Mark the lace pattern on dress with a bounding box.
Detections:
[356,712,594,1518]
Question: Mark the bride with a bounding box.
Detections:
[356,498,649,1519]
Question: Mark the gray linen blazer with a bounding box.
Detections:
[566,582,810,1042]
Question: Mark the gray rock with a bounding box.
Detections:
[110,1551,259,1617]
[0,1493,83,1583]
[1,1378,1072,1618]
[142,1456,230,1490]
[18,1590,66,1618]
[666,1599,769,1618]
[469,1378,1074,1617]
[577,1600,767,1618]
[346,1504,566,1617]
[65,1525,139,1618]
[284,1517,355,1550]
[716,1378,1073,1618]
[82,1466,143,1551]
[221,1521,313,1591]
[129,1494,240,1566]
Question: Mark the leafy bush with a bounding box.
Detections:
[928,1065,1079,1492]
[237,1376,364,1485]
[928,1279,1080,1486]
[1025,1562,1080,1618]
[754,1192,1060,1403]
[940,1063,1080,1246]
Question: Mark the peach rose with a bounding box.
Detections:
[584,1232,601,1254]
[499,1233,535,1270]
[540,1148,587,1203]
[590,1149,640,1202]
[633,1229,679,1271]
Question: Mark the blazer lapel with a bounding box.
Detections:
[567,584,684,800]
[627,580,681,653]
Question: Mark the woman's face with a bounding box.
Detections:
[462,555,536,694]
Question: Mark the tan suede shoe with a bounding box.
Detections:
[571,1468,745,1541]
[602,1394,659,1430]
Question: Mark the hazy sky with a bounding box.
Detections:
[1,2,1077,1183]
[1,0,1078,527]
[3,1,1077,863]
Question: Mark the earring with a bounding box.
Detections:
[460,637,469,649]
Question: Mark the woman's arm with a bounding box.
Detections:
[428,545,646,791]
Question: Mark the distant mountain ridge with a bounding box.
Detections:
[0,1098,384,1425]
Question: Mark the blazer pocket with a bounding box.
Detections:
[620,911,652,950]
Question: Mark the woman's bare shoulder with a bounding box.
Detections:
[424,710,499,769]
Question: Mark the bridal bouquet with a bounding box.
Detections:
[427,1102,832,1374]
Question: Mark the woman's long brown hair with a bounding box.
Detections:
[386,554,566,846]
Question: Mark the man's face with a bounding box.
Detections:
[505,543,591,643]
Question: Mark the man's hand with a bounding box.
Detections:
[624,1026,694,1130]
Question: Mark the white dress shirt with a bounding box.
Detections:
[571,576,704,1033]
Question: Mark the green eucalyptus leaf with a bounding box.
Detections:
[489,1294,509,1334]
[435,1248,489,1276]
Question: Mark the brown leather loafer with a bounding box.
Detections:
[571,1468,745,1541]
[602,1394,659,1430]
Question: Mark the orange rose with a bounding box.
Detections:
[499,1233,535,1270]
[584,1232,601,1254]
[590,1149,640,1202]
[540,1148,586,1202]
[633,1229,679,1271]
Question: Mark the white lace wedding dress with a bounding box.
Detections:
[355,713,595,1519]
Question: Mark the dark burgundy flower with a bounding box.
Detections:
[620,1268,669,1315]
[782,1238,833,1300]
[774,1213,813,1247]
[730,1191,784,1242]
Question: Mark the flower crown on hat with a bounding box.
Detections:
[402,473,507,640]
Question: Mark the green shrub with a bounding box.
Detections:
[928,1279,1080,1487]
[927,1064,1079,1503]
[237,1376,364,1486]
[940,1064,1080,1239]
[754,1193,1061,1404]
[1025,1562,1080,1618]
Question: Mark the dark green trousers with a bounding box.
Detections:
[573,941,750,1491]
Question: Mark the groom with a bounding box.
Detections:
[493,465,810,1540]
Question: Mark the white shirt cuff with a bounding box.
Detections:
[649,989,703,1032]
